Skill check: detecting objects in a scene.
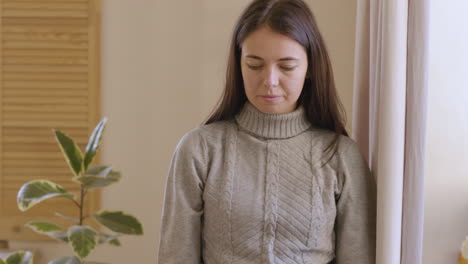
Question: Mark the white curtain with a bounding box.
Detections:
[352,0,429,263]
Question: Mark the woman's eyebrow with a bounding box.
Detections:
[245,55,299,61]
[278,57,299,61]
[245,55,264,60]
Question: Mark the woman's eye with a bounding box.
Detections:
[246,64,296,71]
[280,66,296,71]
[248,65,263,70]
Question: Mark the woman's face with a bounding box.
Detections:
[240,25,309,114]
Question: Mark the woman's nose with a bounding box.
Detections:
[263,67,279,88]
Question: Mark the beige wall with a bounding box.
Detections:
[9,1,357,263]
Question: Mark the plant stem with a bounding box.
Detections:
[79,184,84,225]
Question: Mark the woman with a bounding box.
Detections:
[158,0,376,263]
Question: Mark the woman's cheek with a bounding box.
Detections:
[247,76,261,91]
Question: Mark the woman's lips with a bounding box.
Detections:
[260,95,281,102]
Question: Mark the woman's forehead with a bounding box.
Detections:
[241,26,307,59]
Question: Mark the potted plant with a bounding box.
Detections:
[0,251,33,264]
[16,118,143,264]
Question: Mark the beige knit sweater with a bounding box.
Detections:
[158,102,376,264]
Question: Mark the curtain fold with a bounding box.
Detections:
[352,0,429,263]
[401,0,429,263]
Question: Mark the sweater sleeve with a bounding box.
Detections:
[158,129,207,264]
[334,138,377,264]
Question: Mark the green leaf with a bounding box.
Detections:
[54,130,84,176]
[83,118,108,170]
[26,221,68,242]
[73,166,121,190]
[27,221,62,232]
[107,238,121,246]
[17,180,75,211]
[84,165,112,177]
[5,251,33,264]
[97,232,121,246]
[48,256,81,264]
[68,226,97,259]
[93,211,143,235]
[0,258,5,264]
[51,231,69,242]
[55,212,80,224]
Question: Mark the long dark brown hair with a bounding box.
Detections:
[204,0,348,157]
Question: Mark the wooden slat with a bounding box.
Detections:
[2,10,88,18]
[2,104,89,113]
[2,72,88,81]
[3,110,87,120]
[3,115,88,124]
[2,17,87,26]
[3,88,88,97]
[3,49,88,57]
[3,159,72,167]
[2,97,87,105]
[3,177,76,184]
[3,151,66,159]
[3,32,87,41]
[3,141,86,148]
[3,40,87,49]
[3,137,87,145]
[3,81,88,89]
[3,2,87,10]
[3,167,72,175]
[2,142,73,151]
[3,25,88,34]
[4,65,88,73]
[3,141,86,150]
[2,159,77,167]
[3,56,88,65]
[2,127,89,137]
[2,120,89,128]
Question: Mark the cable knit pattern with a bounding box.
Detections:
[275,136,314,264]
[222,123,237,262]
[158,102,377,264]
[262,141,280,263]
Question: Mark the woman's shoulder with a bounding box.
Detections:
[307,128,360,153]
[200,119,236,133]
[334,135,368,172]
[336,135,364,159]
[304,128,366,168]
[176,120,235,149]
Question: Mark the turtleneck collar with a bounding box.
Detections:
[234,102,311,139]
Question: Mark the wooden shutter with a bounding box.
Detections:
[0,0,101,240]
